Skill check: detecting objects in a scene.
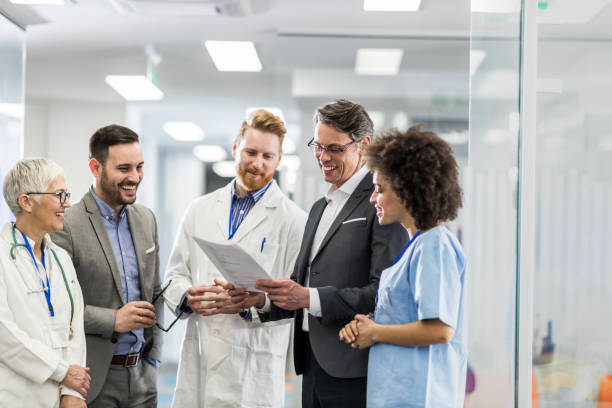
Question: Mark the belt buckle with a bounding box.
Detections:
[124,352,140,367]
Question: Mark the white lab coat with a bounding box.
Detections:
[164,180,306,408]
[0,222,86,407]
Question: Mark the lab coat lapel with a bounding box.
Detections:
[2,224,40,290]
[126,206,151,301]
[313,175,372,260]
[214,184,233,240]
[231,182,281,243]
[82,193,125,303]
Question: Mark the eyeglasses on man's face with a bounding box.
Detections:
[307,138,357,155]
[27,191,71,204]
[152,280,183,332]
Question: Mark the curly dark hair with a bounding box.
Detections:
[365,125,462,230]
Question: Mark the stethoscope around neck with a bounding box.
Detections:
[10,223,75,337]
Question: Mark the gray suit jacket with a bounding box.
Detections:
[51,192,163,402]
[262,173,408,379]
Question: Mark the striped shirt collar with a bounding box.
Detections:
[230,180,272,203]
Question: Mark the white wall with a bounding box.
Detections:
[24,99,125,200]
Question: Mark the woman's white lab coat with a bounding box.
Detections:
[0,222,86,407]
[164,181,306,408]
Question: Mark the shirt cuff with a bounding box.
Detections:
[307,288,322,317]
[50,359,69,383]
[145,358,160,367]
[239,309,252,321]
[177,291,193,315]
[256,294,271,313]
[60,386,85,399]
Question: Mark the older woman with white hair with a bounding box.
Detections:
[0,158,89,408]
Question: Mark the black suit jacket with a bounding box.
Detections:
[262,173,408,378]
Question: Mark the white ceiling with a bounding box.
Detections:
[21,0,470,101]
[5,0,612,151]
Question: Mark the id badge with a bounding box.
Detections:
[44,321,70,349]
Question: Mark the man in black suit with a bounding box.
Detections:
[235,99,408,408]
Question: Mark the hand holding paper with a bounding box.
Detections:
[193,236,272,291]
[185,284,229,316]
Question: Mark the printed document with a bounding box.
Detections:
[193,236,271,291]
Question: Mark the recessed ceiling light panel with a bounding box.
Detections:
[355,48,404,76]
[0,103,25,119]
[193,145,227,162]
[9,0,64,4]
[212,161,237,178]
[164,122,205,141]
[363,0,422,11]
[471,0,520,13]
[105,75,164,101]
[205,41,262,72]
[282,138,296,154]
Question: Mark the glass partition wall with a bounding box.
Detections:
[465,4,522,407]
[469,1,612,406]
[0,13,25,224]
[533,2,612,406]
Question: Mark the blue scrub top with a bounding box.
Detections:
[367,226,467,408]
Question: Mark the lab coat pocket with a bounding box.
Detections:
[243,348,284,407]
[204,335,244,404]
[43,321,70,349]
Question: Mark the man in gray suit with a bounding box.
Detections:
[52,125,162,408]
[246,99,408,407]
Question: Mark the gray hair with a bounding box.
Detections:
[3,158,65,216]
[313,99,374,142]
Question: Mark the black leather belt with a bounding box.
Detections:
[111,352,141,367]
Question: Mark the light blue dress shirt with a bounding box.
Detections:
[90,188,144,355]
[367,226,467,408]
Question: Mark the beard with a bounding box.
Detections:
[236,165,275,191]
[99,167,139,207]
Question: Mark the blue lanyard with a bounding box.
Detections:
[228,194,246,240]
[392,230,421,266]
[227,182,272,240]
[19,231,54,317]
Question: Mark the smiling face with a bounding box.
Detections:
[91,142,144,212]
[232,127,282,194]
[370,170,415,232]
[30,175,71,234]
[313,122,369,189]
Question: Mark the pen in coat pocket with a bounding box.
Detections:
[260,237,266,252]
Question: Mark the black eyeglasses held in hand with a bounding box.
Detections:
[152,279,183,332]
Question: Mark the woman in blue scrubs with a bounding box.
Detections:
[339,125,466,408]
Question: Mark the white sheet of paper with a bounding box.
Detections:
[193,236,271,291]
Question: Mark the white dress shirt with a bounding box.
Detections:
[303,165,370,331]
[258,165,370,331]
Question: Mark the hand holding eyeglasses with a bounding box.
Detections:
[114,301,156,332]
